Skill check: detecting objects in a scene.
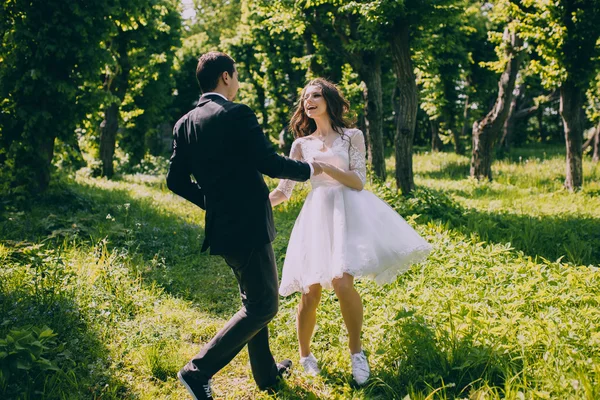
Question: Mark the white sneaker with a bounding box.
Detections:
[300,353,320,376]
[351,350,370,386]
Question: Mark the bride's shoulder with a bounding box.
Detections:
[293,135,317,145]
[343,127,364,137]
[290,136,309,151]
[292,136,307,145]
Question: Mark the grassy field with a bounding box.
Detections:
[1,147,599,399]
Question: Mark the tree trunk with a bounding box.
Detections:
[593,123,600,163]
[582,123,598,151]
[431,119,443,152]
[361,83,371,160]
[30,97,57,192]
[538,107,545,143]
[460,93,470,150]
[100,103,119,178]
[250,63,269,131]
[390,22,417,195]
[470,29,523,180]
[358,55,386,180]
[303,11,384,179]
[303,30,323,78]
[560,78,585,190]
[22,131,56,193]
[500,84,522,151]
[442,80,462,155]
[99,33,130,178]
[256,82,269,130]
[451,126,462,155]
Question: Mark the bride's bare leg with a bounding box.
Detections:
[332,273,363,354]
[297,284,322,357]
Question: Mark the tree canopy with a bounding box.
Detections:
[1,0,598,195]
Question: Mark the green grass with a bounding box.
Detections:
[1,147,599,399]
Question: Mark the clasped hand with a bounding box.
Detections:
[310,161,334,176]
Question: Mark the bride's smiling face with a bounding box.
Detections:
[303,85,328,119]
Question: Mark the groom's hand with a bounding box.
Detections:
[311,161,324,176]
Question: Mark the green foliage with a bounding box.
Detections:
[0,0,117,194]
[118,0,183,167]
[0,326,64,397]
[415,1,500,149]
[519,0,600,90]
[91,0,182,178]
[0,0,183,192]
[411,148,600,264]
[586,71,600,124]
[128,153,170,176]
[186,0,242,43]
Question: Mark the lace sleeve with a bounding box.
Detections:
[349,129,367,186]
[275,139,303,199]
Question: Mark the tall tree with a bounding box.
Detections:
[120,1,182,165]
[298,1,388,180]
[591,124,600,163]
[98,0,182,178]
[0,0,116,193]
[499,77,558,151]
[228,0,359,156]
[353,0,466,194]
[470,1,525,180]
[230,1,310,140]
[460,2,501,146]
[520,0,600,190]
[414,0,479,155]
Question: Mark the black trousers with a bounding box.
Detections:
[182,242,280,389]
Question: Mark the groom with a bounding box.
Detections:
[166,52,321,399]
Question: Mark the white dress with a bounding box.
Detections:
[276,128,432,296]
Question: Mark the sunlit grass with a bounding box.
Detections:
[408,148,600,218]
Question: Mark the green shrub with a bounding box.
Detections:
[0,326,66,398]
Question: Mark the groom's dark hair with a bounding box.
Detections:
[196,52,236,93]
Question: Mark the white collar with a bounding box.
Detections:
[202,92,228,101]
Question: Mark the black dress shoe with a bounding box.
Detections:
[276,359,293,377]
[258,359,293,391]
[178,369,213,399]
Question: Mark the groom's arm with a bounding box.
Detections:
[166,119,206,210]
[233,104,311,181]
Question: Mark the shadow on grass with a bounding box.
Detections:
[367,311,517,399]
[417,160,471,181]
[415,146,568,183]
[373,185,600,266]
[0,284,131,399]
[269,382,327,400]
[449,204,600,266]
[496,145,565,162]
[0,178,242,317]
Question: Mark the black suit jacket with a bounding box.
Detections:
[166,94,311,255]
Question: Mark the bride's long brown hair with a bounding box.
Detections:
[289,78,355,139]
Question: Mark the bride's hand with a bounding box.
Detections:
[316,162,336,175]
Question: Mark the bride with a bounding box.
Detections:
[269,78,432,385]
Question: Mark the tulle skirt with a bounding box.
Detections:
[279,183,432,296]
